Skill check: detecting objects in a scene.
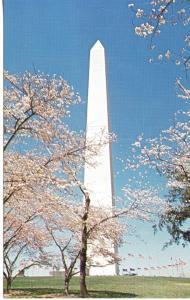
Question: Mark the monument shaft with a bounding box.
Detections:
[84,40,117,275]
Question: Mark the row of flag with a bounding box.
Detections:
[127,253,147,259]
[126,254,187,265]
[123,260,187,272]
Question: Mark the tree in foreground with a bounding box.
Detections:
[3,70,82,292]
[3,70,123,295]
[72,175,165,297]
[42,201,81,295]
[3,70,166,297]
[128,0,190,246]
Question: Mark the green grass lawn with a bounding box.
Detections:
[4,275,190,298]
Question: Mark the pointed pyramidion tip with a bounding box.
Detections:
[91,40,104,51]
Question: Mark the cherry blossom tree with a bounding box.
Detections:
[3,69,167,298]
[3,70,121,296]
[42,196,123,296]
[127,103,190,246]
[127,1,190,246]
[70,173,165,297]
[42,200,81,295]
[3,229,51,293]
[3,70,84,293]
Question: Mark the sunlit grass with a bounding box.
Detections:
[4,275,190,298]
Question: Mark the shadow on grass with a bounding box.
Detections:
[88,290,137,298]
[4,288,138,298]
[4,288,65,298]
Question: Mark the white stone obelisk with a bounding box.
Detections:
[84,40,117,276]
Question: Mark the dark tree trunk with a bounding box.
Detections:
[80,223,88,297]
[64,277,70,295]
[6,277,12,294]
[79,193,90,297]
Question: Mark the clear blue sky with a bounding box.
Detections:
[4,0,189,276]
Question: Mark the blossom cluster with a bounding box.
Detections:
[128,1,190,69]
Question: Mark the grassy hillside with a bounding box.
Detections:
[4,275,190,298]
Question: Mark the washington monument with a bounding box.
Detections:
[84,40,118,275]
